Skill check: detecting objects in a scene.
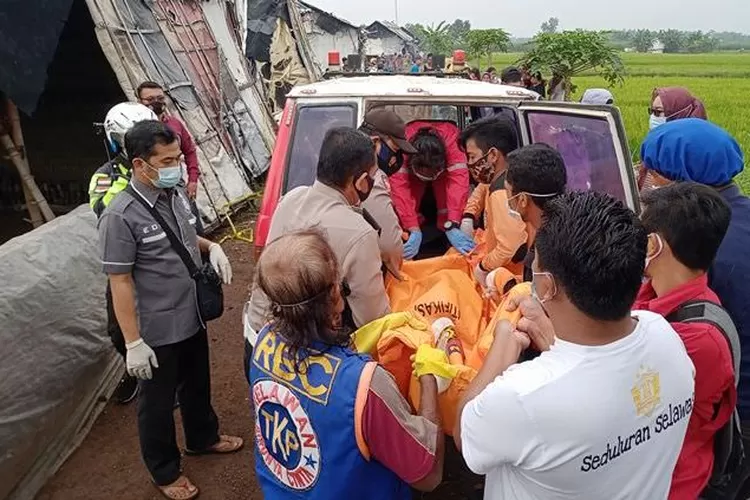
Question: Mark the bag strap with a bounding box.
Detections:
[126,185,199,278]
[666,300,741,388]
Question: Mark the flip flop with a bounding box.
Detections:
[185,434,244,456]
[157,476,199,500]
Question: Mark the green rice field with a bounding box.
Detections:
[484,52,750,191]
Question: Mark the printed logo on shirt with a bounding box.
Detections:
[253,331,341,405]
[631,365,661,417]
[254,379,320,490]
[580,396,694,473]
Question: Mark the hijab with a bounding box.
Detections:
[653,87,707,121]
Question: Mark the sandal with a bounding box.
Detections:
[185,434,244,456]
[157,476,199,500]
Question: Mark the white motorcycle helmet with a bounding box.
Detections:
[104,102,158,157]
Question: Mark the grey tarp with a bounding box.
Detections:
[0,206,120,500]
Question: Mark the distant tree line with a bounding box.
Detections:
[404,18,750,55]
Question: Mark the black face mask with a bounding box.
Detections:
[149,102,166,115]
[377,144,404,177]
[356,174,375,203]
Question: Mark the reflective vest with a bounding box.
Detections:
[249,324,411,499]
[88,159,130,217]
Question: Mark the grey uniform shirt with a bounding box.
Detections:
[98,177,202,348]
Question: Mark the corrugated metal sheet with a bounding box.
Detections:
[85,0,274,223]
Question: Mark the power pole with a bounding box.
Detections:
[394,0,399,25]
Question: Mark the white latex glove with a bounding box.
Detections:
[474,263,490,290]
[126,339,159,380]
[209,243,233,285]
[460,217,474,237]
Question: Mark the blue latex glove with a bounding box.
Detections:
[446,228,477,255]
[403,231,423,260]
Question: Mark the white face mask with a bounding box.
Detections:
[644,234,664,276]
[649,114,667,130]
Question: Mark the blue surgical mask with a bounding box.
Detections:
[649,114,667,130]
[145,161,183,189]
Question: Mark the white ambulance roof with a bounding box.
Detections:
[287,75,539,100]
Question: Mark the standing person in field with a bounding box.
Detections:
[635,182,736,498]
[249,230,444,499]
[456,191,696,500]
[638,87,708,191]
[640,119,750,433]
[136,81,203,234]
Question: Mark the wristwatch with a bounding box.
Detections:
[444,221,460,231]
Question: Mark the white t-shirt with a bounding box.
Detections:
[460,311,695,500]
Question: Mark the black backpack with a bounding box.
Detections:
[666,300,750,499]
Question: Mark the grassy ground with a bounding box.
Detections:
[477,52,750,192]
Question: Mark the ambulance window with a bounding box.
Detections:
[525,112,625,202]
[285,104,357,192]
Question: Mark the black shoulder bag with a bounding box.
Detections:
[127,186,224,321]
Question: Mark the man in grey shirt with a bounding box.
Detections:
[98,120,241,500]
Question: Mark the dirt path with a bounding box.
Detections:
[37,227,479,499]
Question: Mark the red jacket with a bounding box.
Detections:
[391,121,470,230]
[634,275,736,499]
[163,115,200,183]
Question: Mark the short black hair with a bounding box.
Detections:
[501,66,523,84]
[317,127,375,188]
[409,127,446,173]
[136,81,163,98]
[641,182,731,271]
[486,66,496,73]
[459,115,519,157]
[506,144,567,209]
[536,191,647,321]
[124,120,178,160]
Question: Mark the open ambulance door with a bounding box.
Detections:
[515,102,640,212]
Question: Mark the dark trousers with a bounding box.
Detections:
[105,283,126,360]
[138,329,220,485]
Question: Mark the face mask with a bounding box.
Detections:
[506,193,523,219]
[644,233,664,276]
[377,143,403,177]
[145,161,183,189]
[468,151,495,184]
[149,102,166,115]
[356,173,375,203]
[649,114,667,130]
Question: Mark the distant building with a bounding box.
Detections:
[364,20,418,57]
[650,39,665,53]
[299,1,361,72]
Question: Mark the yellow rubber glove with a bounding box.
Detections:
[352,311,428,355]
[413,344,460,379]
[412,345,461,394]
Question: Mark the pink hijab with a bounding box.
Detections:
[653,87,707,121]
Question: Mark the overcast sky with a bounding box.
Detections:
[308,0,748,37]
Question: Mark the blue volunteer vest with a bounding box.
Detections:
[249,325,412,499]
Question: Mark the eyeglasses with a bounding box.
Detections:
[647,106,665,117]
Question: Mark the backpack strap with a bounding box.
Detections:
[666,300,741,388]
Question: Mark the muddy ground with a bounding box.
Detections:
[37,214,480,500]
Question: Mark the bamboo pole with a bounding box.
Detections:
[5,100,44,227]
[0,99,55,223]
